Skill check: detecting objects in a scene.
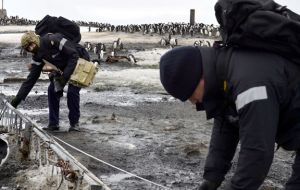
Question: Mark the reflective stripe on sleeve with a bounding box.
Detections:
[235,86,268,111]
[59,38,67,51]
[31,61,42,66]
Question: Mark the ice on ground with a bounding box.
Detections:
[133,48,168,66]
[0,33,24,45]
[18,108,48,116]
[95,68,161,88]
[0,25,34,33]
[81,87,168,107]
[101,173,132,183]
[0,86,47,96]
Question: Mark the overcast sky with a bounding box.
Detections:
[3,0,300,25]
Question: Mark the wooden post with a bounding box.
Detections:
[190,9,195,25]
[0,0,7,19]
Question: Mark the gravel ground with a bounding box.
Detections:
[0,30,295,190]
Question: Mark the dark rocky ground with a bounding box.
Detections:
[0,33,296,190]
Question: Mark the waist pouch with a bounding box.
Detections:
[43,58,98,88]
[69,58,98,88]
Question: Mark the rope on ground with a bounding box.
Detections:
[52,135,170,190]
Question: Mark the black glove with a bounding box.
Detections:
[198,180,221,190]
[53,76,67,97]
[11,96,22,108]
[48,71,59,82]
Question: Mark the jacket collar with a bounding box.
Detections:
[199,47,224,119]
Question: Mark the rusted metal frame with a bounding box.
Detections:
[33,127,110,189]
[0,97,110,190]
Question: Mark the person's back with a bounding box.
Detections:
[33,33,89,71]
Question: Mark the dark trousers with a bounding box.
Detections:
[203,117,276,190]
[48,82,81,126]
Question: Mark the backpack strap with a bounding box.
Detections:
[215,45,240,128]
[287,64,300,91]
[214,42,234,92]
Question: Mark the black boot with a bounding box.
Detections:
[198,180,221,190]
[69,123,80,132]
[43,124,59,131]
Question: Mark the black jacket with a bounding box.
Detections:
[15,33,90,101]
[200,47,300,150]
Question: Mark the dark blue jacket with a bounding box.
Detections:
[200,47,300,150]
[15,33,90,101]
[200,47,300,189]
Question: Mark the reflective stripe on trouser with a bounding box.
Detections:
[285,151,300,190]
[48,82,81,126]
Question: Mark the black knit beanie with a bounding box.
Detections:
[160,46,203,101]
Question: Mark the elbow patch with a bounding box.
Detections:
[235,86,268,111]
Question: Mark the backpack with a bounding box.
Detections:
[35,15,81,43]
[214,0,300,65]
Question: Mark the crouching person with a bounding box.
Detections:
[159,46,300,190]
[11,31,90,132]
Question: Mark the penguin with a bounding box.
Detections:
[159,37,168,46]
[128,54,137,64]
[194,40,200,47]
[169,34,178,48]
[112,41,118,50]
[0,135,9,167]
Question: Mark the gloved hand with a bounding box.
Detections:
[198,180,221,190]
[48,71,58,82]
[11,96,22,108]
[53,76,67,97]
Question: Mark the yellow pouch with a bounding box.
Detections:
[69,58,98,87]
